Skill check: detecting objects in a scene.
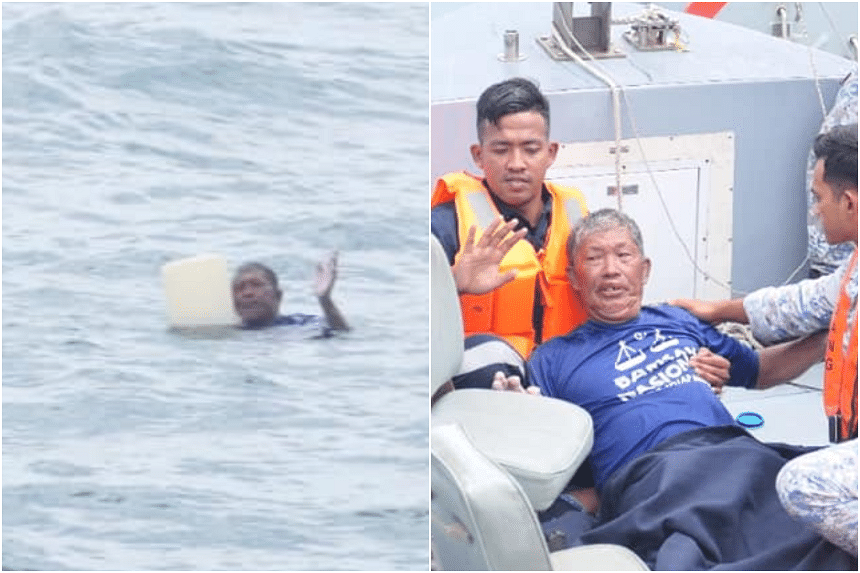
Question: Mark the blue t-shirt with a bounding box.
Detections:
[243,313,333,338]
[528,305,759,491]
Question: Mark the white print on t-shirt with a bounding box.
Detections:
[650,328,678,352]
[615,339,647,370]
[614,329,680,372]
[612,330,707,402]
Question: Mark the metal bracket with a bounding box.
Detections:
[619,6,686,52]
[537,33,625,60]
[539,2,626,60]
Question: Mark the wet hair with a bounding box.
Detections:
[476,77,550,141]
[566,208,645,261]
[233,261,279,290]
[813,123,858,196]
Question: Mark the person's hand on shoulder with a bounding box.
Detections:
[670,297,749,325]
[669,298,721,323]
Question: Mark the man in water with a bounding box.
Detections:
[232,251,349,335]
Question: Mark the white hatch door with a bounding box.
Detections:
[547,132,735,304]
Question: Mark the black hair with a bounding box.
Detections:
[233,261,279,290]
[813,123,858,195]
[476,77,550,141]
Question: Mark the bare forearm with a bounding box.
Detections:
[755,330,827,389]
[672,298,749,324]
[710,298,749,323]
[318,294,350,331]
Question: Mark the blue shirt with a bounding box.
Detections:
[528,305,759,491]
[243,313,333,338]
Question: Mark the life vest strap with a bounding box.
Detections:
[829,414,844,443]
[824,250,858,443]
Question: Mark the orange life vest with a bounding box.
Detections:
[824,249,858,443]
[431,172,589,357]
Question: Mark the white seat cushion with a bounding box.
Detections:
[432,422,553,570]
[432,388,593,511]
[430,235,464,396]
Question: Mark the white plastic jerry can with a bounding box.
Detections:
[161,254,241,328]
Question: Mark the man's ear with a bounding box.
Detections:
[548,141,559,163]
[470,143,484,171]
[641,257,652,285]
[843,187,858,215]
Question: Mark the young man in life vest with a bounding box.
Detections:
[672,123,858,555]
[431,77,589,361]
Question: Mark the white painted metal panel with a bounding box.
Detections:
[550,167,700,304]
[547,132,735,301]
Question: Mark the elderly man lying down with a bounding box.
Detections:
[455,208,856,570]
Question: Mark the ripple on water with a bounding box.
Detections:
[3,2,428,569]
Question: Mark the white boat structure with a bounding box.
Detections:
[430,2,856,570]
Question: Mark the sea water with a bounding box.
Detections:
[2,3,429,570]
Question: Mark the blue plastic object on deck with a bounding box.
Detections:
[736,411,765,429]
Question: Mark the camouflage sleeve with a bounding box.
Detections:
[742,264,843,345]
[776,440,858,556]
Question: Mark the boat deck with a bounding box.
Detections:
[722,363,829,446]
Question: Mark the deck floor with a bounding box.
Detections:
[721,363,829,446]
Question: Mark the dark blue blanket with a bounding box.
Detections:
[545,426,857,570]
